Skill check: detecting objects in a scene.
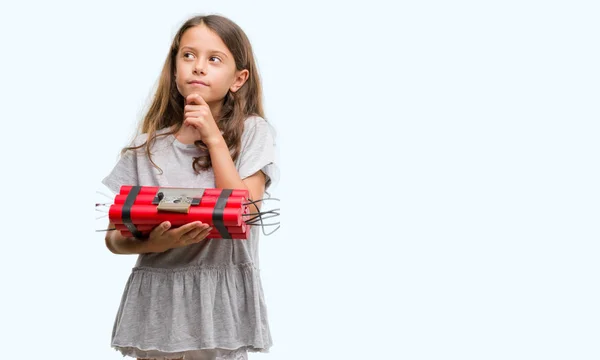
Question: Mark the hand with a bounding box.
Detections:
[145,221,212,253]
[183,94,223,147]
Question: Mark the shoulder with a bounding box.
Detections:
[242,115,267,130]
[241,116,276,141]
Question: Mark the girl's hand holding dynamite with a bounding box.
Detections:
[98,185,280,245]
[107,186,254,240]
[145,221,212,253]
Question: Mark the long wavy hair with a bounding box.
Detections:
[123,14,264,173]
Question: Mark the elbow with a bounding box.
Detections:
[105,234,119,254]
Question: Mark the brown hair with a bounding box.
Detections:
[124,14,264,173]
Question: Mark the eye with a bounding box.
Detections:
[183,52,195,59]
[209,56,222,63]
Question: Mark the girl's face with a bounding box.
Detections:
[174,24,248,105]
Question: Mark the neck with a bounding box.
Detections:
[207,99,223,120]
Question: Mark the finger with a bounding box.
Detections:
[184,104,205,112]
[176,226,200,244]
[183,227,204,242]
[184,112,206,119]
[152,221,171,236]
[186,93,208,106]
[193,226,213,242]
[183,118,196,127]
[182,224,212,245]
[174,221,206,236]
[177,221,202,237]
[184,223,210,240]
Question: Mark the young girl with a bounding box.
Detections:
[102,14,277,360]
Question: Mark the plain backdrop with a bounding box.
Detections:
[0,0,598,359]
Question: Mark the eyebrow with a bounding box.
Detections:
[180,46,228,58]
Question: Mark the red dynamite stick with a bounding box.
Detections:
[118,230,249,240]
[118,229,237,237]
[113,223,247,234]
[119,186,249,199]
[109,204,242,226]
[112,194,247,209]
[200,196,248,210]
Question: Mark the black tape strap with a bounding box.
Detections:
[213,189,232,239]
[122,186,146,240]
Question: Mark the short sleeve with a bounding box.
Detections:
[237,117,279,190]
[101,149,139,194]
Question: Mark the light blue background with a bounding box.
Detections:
[0,0,598,359]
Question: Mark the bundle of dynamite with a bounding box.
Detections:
[108,185,252,240]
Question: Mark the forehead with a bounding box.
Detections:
[180,24,229,53]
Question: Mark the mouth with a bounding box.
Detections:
[188,80,208,86]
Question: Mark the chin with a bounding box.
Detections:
[181,90,209,101]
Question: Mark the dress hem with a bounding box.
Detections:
[113,344,270,359]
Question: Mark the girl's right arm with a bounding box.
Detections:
[105,220,213,254]
[105,222,153,254]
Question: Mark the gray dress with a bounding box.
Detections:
[102,116,277,358]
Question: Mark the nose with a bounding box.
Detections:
[193,59,207,75]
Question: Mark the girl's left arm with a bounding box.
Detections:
[208,138,266,211]
[182,94,267,209]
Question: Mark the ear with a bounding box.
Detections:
[230,69,249,93]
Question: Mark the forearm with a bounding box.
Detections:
[208,139,249,192]
[105,223,154,255]
[207,138,262,213]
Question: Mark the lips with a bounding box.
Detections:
[188,80,208,86]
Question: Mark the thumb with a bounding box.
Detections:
[157,221,171,234]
